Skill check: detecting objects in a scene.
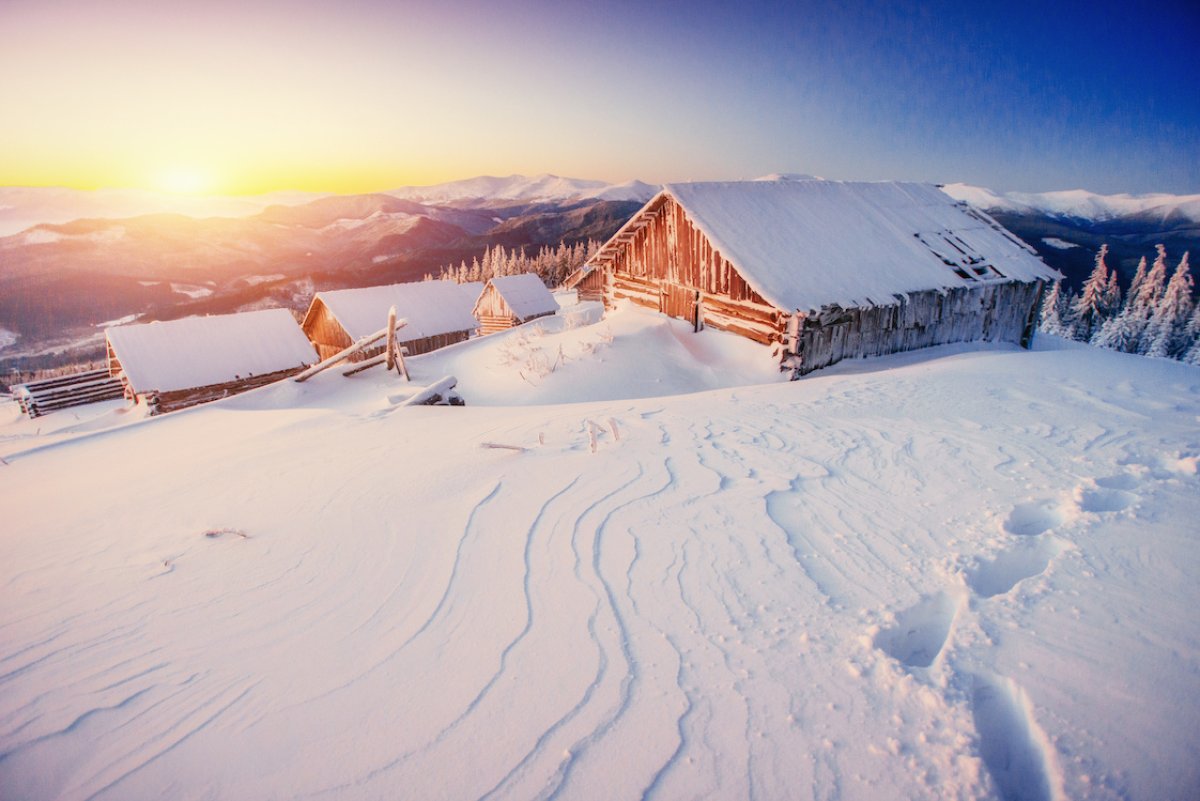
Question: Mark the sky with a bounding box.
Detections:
[1,0,1197,195]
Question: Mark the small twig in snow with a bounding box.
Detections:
[608,418,620,442]
[480,442,527,452]
[587,420,599,454]
[203,528,249,539]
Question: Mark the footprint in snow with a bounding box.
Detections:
[967,537,1066,599]
[969,674,1057,801]
[874,591,960,668]
[1002,500,1068,537]
[1076,486,1137,513]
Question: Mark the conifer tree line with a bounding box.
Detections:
[427,240,602,287]
[1039,244,1199,365]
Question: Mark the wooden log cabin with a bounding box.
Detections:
[302,280,480,361]
[473,274,559,335]
[565,179,1060,376]
[105,309,317,414]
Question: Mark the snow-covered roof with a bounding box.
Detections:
[482,274,559,320]
[597,180,1059,313]
[106,309,316,394]
[311,280,479,342]
[457,281,485,306]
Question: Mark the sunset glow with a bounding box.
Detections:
[1,0,1196,195]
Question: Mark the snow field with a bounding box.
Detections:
[1,307,1198,800]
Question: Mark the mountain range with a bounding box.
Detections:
[1,174,1196,373]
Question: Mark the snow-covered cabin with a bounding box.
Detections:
[105,309,317,414]
[473,274,559,335]
[302,280,479,361]
[566,179,1060,375]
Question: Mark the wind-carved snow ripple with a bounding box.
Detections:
[476,465,650,801]
[540,458,675,800]
[342,476,587,791]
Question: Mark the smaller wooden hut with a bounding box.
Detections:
[105,309,317,414]
[473,274,559,335]
[303,280,479,361]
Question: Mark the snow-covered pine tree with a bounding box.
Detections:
[1038,281,1071,337]
[1127,255,1148,302]
[1135,245,1171,355]
[1103,266,1122,316]
[1144,252,1194,359]
[1071,244,1112,341]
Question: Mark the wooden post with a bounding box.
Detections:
[386,305,397,372]
[394,338,410,382]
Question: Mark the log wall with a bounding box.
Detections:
[13,369,125,418]
[146,366,306,415]
[788,280,1045,376]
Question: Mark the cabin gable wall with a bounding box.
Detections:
[603,196,786,346]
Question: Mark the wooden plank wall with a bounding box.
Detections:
[788,280,1045,376]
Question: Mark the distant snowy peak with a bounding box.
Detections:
[385,174,659,204]
[943,183,1200,224]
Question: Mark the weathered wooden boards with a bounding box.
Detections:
[787,281,1045,375]
[147,367,306,415]
[12,369,126,418]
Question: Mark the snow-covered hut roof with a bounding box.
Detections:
[593,180,1060,313]
[106,309,316,394]
[481,274,558,320]
[457,281,485,306]
[309,280,479,342]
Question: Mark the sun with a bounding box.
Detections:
[154,166,216,195]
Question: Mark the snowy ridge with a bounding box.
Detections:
[1,310,1197,800]
[0,186,323,237]
[943,183,1200,223]
[385,174,659,205]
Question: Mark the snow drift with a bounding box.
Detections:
[1,305,1197,801]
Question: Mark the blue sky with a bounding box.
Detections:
[2,0,1196,194]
